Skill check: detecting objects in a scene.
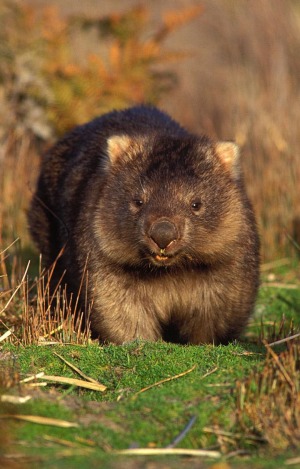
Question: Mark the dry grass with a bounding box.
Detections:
[0,245,92,346]
[237,341,300,450]
[177,0,300,260]
[21,257,92,345]
[0,133,40,249]
[258,316,298,346]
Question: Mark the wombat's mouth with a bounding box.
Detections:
[145,241,181,266]
[150,248,177,265]
[155,254,170,262]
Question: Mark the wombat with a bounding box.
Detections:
[28,105,260,345]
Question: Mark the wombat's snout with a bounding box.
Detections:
[149,219,178,249]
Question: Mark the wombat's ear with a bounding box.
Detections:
[215,142,240,180]
[106,135,133,164]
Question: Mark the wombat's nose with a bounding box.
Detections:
[149,220,178,249]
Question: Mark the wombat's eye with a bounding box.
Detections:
[191,200,202,213]
[132,199,144,208]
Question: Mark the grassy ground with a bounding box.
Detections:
[1,262,300,468]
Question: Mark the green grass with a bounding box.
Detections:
[1,268,300,468]
[2,342,265,467]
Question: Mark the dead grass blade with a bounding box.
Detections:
[43,324,64,339]
[20,372,45,383]
[50,448,94,457]
[0,329,12,342]
[263,340,295,392]
[19,372,49,387]
[0,238,20,253]
[40,374,107,392]
[53,351,101,385]
[43,435,87,448]
[0,261,30,316]
[134,364,197,396]
[114,448,221,458]
[0,395,32,404]
[0,414,79,427]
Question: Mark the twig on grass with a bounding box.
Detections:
[267,332,300,347]
[134,364,197,396]
[43,435,94,449]
[200,367,218,379]
[134,365,218,397]
[203,426,267,443]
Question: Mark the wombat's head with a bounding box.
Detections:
[94,133,248,269]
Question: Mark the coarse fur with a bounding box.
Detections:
[28,105,260,345]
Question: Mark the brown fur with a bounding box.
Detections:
[28,105,260,344]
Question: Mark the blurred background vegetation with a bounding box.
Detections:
[0,0,300,263]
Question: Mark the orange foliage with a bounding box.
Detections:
[0,2,202,137]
